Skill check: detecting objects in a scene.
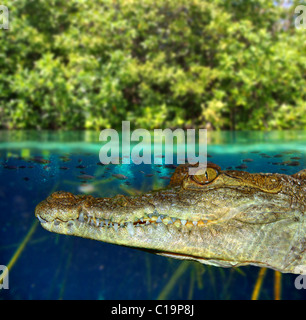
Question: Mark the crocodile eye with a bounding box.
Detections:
[192,167,219,184]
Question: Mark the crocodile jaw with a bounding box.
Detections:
[35,187,306,274]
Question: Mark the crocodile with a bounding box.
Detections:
[35,163,306,274]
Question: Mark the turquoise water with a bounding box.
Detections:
[0,130,305,300]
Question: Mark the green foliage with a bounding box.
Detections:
[0,0,305,130]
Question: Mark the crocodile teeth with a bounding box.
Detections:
[78,212,84,222]
[73,211,211,232]
[113,223,118,232]
[37,215,47,224]
[127,222,134,236]
[156,216,162,223]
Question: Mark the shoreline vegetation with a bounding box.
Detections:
[0,0,305,131]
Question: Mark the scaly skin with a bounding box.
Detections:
[35,163,306,274]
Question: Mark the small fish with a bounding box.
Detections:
[31,157,51,164]
[77,174,95,180]
[235,164,248,169]
[164,164,177,169]
[4,165,18,169]
[112,174,128,180]
[282,150,300,155]
[286,161,300,167]
[242,159,253,163]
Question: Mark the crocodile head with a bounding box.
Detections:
[35,163,306,274]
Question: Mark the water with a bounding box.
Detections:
[0,130,305,300]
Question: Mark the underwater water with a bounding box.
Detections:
[0,130,305,300]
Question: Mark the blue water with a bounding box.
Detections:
[0,130,305,300]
